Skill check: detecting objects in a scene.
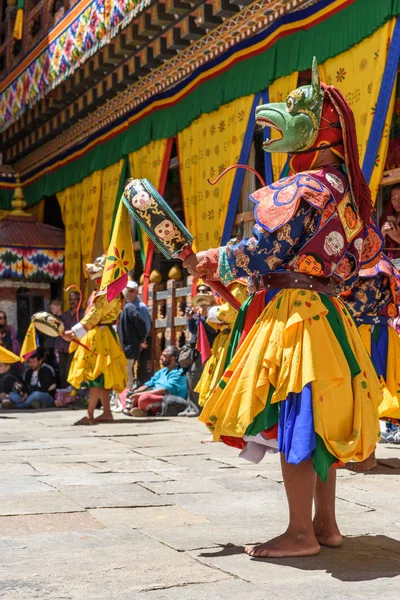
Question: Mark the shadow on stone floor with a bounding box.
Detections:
[199,536,400,581]
[368,458,400,472]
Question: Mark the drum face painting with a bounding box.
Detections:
[32,312,64,337]
[122,178,193,259]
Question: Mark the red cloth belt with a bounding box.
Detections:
[260,272,338,295]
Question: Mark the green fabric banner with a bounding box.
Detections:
[2,0,400,209]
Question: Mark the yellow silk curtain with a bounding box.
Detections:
[319,20,395,202]
[128,139,170,258]
[57,182,84,305]
[81,171,102,271]
[178,94,255,251]
[57,172,102,303]
[268,72,298,181]
[101,159,124,252]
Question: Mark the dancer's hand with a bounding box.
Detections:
[62,330,75,342]
[182,251,206,275]
[386,222,400,243]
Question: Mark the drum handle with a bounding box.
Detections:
[178,246,241,311]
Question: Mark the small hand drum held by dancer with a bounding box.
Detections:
[122,178,241,311]
[31,312,94,354]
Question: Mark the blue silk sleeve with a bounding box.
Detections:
[218,201,318,285]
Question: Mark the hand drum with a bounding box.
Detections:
[32,312,65,337]
[122,178,241,311]
[123,178,193,259]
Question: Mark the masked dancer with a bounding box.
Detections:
[183,59,383,558]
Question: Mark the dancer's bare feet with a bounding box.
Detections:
[313,518,343,547]
[74,416,95,426]
[346,452,377,473]
[245,529,320,558]
[93,413,114,423]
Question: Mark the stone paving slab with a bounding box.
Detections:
[0,463,36,476]
[0,476,52,494]
[0,512,104,537]
[55,482,175,509]
[138,580,264,600]
[0,409,399,599]
[87,458,187,472]
[37,470,170,487]
[26,460,106,475]
[89,505,210,529]
[0,490,85,516]
[0,528,232,599]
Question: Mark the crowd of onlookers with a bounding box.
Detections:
[0,282,216,419]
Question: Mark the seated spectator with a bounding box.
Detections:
[0,311,20,355]
[0,362,23,406]
[2,348,56,410]
[129,346,187,418]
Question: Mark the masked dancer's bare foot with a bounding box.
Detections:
[93,413,114,423]
[74,416,95,426]
[346,452,377,473]
[313,519,343,547]
[245,529,320,558]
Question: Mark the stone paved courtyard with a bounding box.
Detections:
[0,409,400,599]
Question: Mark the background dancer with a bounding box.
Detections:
[196,279,247,408]
[183,59,383,559]
[62,256,127,425]
[342,254,400,471]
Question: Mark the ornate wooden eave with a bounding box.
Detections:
[1,0,316,177]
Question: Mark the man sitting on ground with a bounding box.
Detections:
[129,346,187,418]
[0,362,22,406]
[3,348,56,409]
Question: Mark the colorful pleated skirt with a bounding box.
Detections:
[358,323,400,421]
[199,288,382,481]
[68,325,127,393]
[196,328,232,407]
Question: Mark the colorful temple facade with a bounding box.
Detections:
[0,0,400,343]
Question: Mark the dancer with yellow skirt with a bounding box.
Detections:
[342,254,400,471]
[196,279,248,408]
[62,256,127,425]
[183,59,384,558]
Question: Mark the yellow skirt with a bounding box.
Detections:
[68,325,127,393]
[196,329,231,407]
[199,289,381,465]
[359,324,400,420]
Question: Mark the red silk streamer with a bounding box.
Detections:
[142,241,154,306]
[197,317,212,364]
[63,285,98,355]
[207,163,266,187]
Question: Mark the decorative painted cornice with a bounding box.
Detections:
[0,0,151,132]
[13,0,317,179]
